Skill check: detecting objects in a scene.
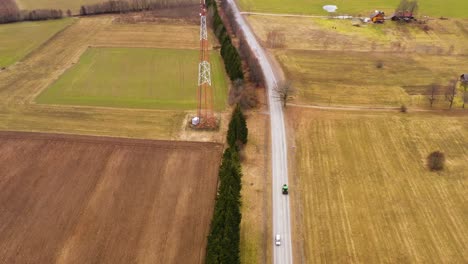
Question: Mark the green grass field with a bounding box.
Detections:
[37,47,228,111]
[0,18,74,67]
[292,109,468,263]
[240,0,468,18]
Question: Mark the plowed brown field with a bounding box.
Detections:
[0,131,223,264]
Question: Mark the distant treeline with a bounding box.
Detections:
[0,0,64,24]
[0,0,199,24]
[80,0,198,16]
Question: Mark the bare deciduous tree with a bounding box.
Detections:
[275,80,294,108]
[460,75,468,109]
[238,30,264,86]
[445,79,457,109]
[266,30,286,49]
[428,83,439,108]
[228,79,258,109]
[395,0,419,16]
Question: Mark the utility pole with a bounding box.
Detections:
[192,1,216,128]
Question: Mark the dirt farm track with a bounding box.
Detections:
[0,131,223,264]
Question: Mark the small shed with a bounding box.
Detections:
[460,73,468,83]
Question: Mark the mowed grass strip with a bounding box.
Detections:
[239,0,468,18]
[292,109,468,263]
[37,47,228,110]
[0,18,74,67]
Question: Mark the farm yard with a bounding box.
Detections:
[239,0,468,18]
[0,131,223,264]
[247,15,468,108]
[37,47,227,110]
[288,108,468,263]
[0,18,74,67]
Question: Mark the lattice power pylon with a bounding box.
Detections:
[194,1,216,128]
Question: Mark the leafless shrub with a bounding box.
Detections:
[427,151,445,171]
[238,30,265,86]
[376,61,384,69]
[445,79,457,109]
[447,45,455,55]
[228,79,258,109]
[428,83,440,108]
[400,104,407,113]
[460,75,468,109]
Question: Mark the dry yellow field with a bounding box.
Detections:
[0,15,226,141]
[248,15,468,108]
[288,108,468,263]
[92,23,202,49]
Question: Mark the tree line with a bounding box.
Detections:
[0,0,64,24]
[206,0,243,81]
[80,0,197,16]
[205,104,248,264]
[221,1,264,86]
[427,76,468,109]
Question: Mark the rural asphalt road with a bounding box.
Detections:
[225,0,293,263]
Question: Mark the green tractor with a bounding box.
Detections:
[282,184,288,195]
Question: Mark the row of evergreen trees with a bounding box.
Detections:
[205,105,248,264]
[206,0,243,81]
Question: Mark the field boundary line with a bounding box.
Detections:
[240,12,328,18]
[0,130,223,149]
[287,103,457,112]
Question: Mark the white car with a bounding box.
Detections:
[275,234,281,246]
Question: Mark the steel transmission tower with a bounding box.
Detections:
[193,1,216,128]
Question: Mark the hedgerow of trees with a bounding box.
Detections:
[221,0,264,86]
[205,105,248,264]
[79,0,198,16]
[206,0,243,81]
